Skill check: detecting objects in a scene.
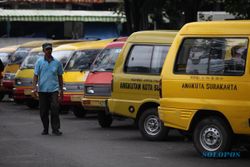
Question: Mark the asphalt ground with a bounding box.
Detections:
[0,100,250,167]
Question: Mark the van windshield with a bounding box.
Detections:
[91,48,122,72]
[0,52,11,65]
[10,48,31,64]
[52,50,74,68]
[20,52,44,69]
[65,49,100,71]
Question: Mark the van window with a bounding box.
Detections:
[21,52,44,69]
[151,46,169,74]
[124,45,169,74]
[174,38,248,76]
[10,48,31,64]
[52,50,74,68]
[65,49,100,71]
[0,52,10,65]
[91,48,122,72]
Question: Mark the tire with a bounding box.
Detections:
[0,93,4,101]
[138,108,169,141]
[193,116,232,156]
[245,145,250,151]
[14,99,23,104]
[26,99,39,109]
[98,110,113,128]
[58,105,69,114]
[72,106,86,118]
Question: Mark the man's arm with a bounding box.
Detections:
[58,75,63,91]
[33,75,38,91]
[58,75,63,100]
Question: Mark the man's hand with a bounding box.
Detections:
[31,87,38,98]
[59,89,63,101]
[32,75,38,98]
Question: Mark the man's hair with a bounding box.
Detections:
[42,43,53,51]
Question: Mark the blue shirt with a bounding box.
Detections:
[34,57,63,92]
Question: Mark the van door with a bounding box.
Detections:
[111,44,170,118]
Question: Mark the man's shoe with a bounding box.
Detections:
[52,130,62,136]
[41,130,49,135]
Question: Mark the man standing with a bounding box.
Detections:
[33,43,63,136]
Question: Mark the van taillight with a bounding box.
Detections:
[159,78,162,98]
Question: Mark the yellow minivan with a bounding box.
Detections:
[159,21,250,155]
[1,40,47,101]
[61,39,112,117]
[105,31,177,141]
[14,40,81,107]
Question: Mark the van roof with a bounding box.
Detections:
[0,45,19,53]
[53,39,113,51]
[106,41,126,49]
[180,20,250,35]
[29,40,83,52]
[19,40,48,48]
[127,30,178,44]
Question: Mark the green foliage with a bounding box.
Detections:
[225,0,250,19]
[121,0,226,33]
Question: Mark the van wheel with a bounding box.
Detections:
[59,105,69,114]
[72,106,86,118]
[0,93,4,101]
[193,116,232,156]
[98,111,112,128]
[14,99,23,104]
[138,108,169,141]
[245,145,250,151]
[26,99,39,109]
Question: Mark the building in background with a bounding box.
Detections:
[197,11,236,22]
[0,0,126,39]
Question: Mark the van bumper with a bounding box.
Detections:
[0,80,14,94]
[61,93,83,106]
[82,97,106,110]
[13,88,31,100]
[2,79,14,90]
[158,106,196,131]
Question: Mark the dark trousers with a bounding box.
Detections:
[39,92,60,132]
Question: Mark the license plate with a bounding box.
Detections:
[24,89,32,95]
[90,100,105,107]
[70,95,82,102]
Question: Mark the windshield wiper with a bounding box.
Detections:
[104,68,113,71]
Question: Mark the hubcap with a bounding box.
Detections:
[144,115,161,136]
[200,126,222,151]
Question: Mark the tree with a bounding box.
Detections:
[122,0,225,33]
[123,0,168,33]
[224,0,250,19]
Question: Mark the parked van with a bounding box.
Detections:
[159,21,250,155]
[82,38,127,114]
[1,40,47,101]
[55,39,113,116]
[0,45,19,100]
[13,47,43,106]
[104,31,177,141]
[14,40,82,106]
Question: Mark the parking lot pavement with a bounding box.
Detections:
[0,101,250,167]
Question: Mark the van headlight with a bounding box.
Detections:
[15,79,22,85]
[86,86,94,94]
